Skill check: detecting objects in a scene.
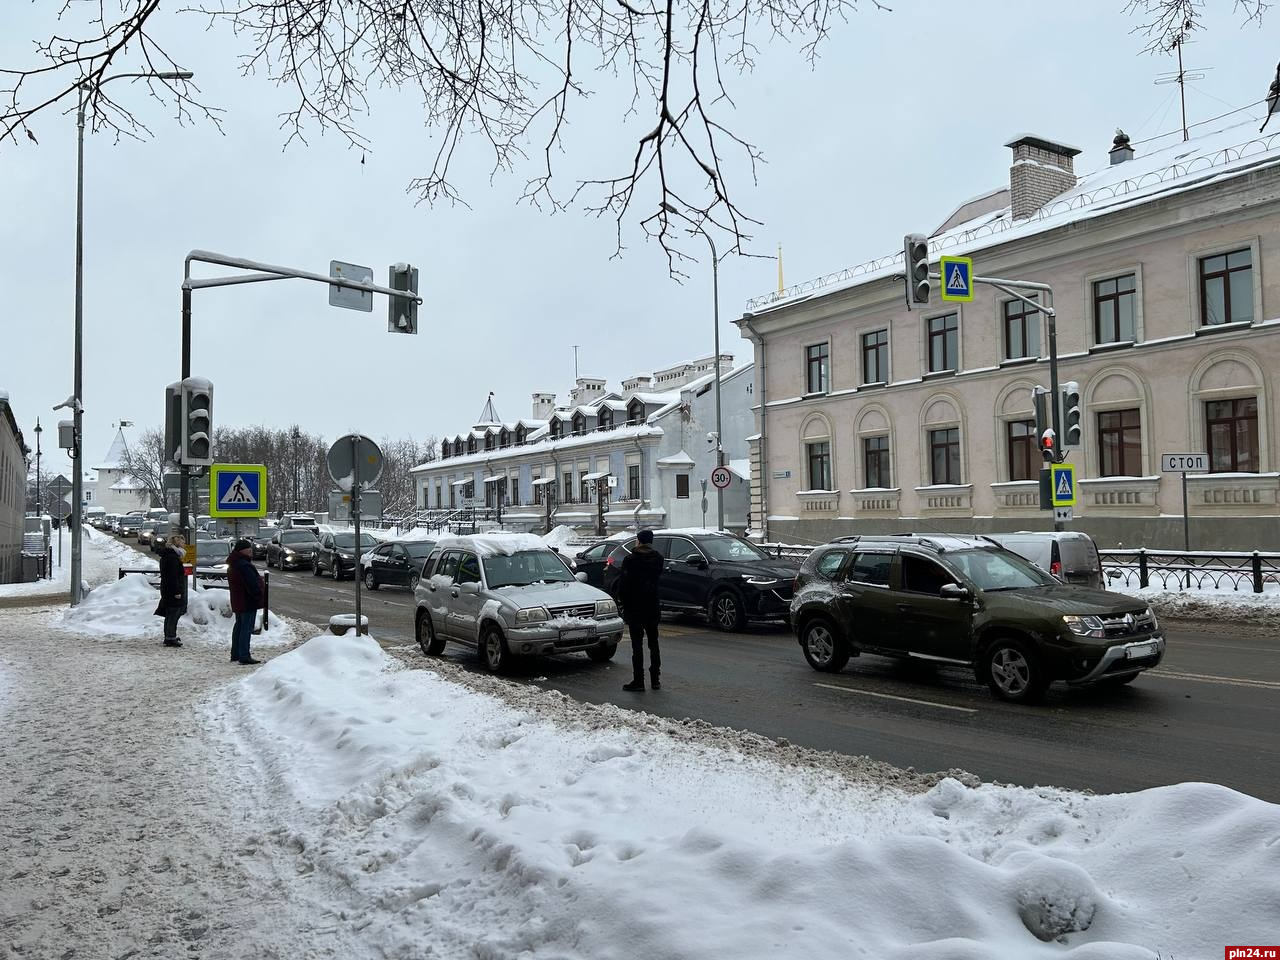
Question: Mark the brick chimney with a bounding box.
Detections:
[531,392,556,420]
[1005,134,1082,220]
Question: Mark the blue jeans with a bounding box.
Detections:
[231,610,256,662]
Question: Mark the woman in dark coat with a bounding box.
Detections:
[154,534,188,648]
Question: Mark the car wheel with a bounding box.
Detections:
[408,571,420,591]
[331,559,341,581]
[586,642,618,663]
[480,626,510,673]
[364,570,379,591]
[708,590,746,632]
[983,638,1049,704]
[312,559,322,577]
[800,617,850,672]
[416,610,445,656]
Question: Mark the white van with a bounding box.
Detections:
[986,531,1104,589]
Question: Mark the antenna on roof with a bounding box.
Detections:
[572,345,580,381]
[1155,37,1209,142]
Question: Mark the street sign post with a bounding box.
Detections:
[710,465,732,489]
[209,464,267,519]
[939,256,974,302]
[329,261,375,312]
[1049,463,1076,508]
[1162,452,1210,555]
[1053,506,1073,524]
[326,434,384,639]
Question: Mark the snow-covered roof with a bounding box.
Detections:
[746,116,1280,313]
[656,450,695,467]
[96,429,130,470]
[728,458,751,481]
[411,423,663,473]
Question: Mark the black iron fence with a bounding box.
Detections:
[118,567,272,627]
[1098,549,1280,593]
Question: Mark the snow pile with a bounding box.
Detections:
[59,573,293,647]
[1115,582,1280,625]
[211,634,1280,959]
[0,525,141,599]
[541,524,583,551]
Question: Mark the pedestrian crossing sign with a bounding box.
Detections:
[1050,463,1076,507]
[209,463,268,518]
[939,256,974,302]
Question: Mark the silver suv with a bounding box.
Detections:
[414,536,625,672]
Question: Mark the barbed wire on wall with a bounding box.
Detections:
[745,127,1280,313]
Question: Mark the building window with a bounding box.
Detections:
[515,425,527,445]
[1205,397,1259,472]
[627,399,645,425]
[509,478,519,506]
[549,420,562,440]
[1006,419,1037,481]
[580,476,592,503]
[598,409,614,431]
[806,441,832,490]
[1200,249,1253,326]
[571,413,587,436]
[927,314,958,373]
[1097,408,1142,477]
[676,473,690,499]
[1093,274,1136,344]
[805,342,829,394]
[1003,296,1040,360]
[627,464,641,500]
[929,428,960,485]
[862,329,888,384]
[562,471,574,503]
[466,436,477,454]
[863,435,890,488]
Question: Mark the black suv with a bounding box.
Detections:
[603,532,799,631]
[790,534,1165,703]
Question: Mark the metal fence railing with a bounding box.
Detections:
[1098,549,1280,593]
[118,568,272,627]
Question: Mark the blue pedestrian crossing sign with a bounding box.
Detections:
[939,256,974,302]
[209,463,268,518]
[1050,463,1076,507]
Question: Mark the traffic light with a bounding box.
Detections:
[163,380,182,465]
[903,233,930,307]
[1032,385,1053,461]
[179,376,213,467]
[387,262,419,334]
[1061,381,1082,448]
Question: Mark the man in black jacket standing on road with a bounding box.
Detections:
[618,529,664,692]
[153,534,188,647]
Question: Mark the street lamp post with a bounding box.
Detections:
[693,230,725,532]
[33,419,43,517]
[69,69,192,605]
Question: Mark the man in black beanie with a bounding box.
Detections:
[618,528,664,691]
[227,538,264,665]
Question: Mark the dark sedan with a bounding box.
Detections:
[362,539,437,590]
[572,540,619,589]
[314,531,379,581]
[603,531,800,631]
[266,529,320,570]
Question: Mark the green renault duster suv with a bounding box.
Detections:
[790,534,1165,703]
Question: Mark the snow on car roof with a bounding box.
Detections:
[447,533,551,556]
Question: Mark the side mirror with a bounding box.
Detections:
[939,583,971,601]
[575,571,588,583]
[685,555,705,567]
[457,581,480,594]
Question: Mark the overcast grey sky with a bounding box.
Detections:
[1,1,1274,471]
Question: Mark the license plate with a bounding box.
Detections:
[560,628,595,641]
[1126,640,1159,659]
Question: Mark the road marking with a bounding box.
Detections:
[813,682,978,713]
[1150,669,1280,690]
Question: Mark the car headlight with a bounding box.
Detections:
[743,575,778,586]
[1063,614,1106,639]
[1144,606,1159,628]
[595,599,617,617]
[515,606,550,624]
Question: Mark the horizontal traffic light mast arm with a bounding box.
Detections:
[183,249,423,303]
[926,272,1056,316]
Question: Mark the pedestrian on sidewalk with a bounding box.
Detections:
[618,528,664,692]
[227,538,263,666]
[153,534,188,648]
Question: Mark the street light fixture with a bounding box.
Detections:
[33,419,43,517]
[661,202,725,532]
[69,69,193,606]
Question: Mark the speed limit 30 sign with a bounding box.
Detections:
[710,466,733,489]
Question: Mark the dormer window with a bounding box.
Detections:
[516,425,527,445]
[571,412,587,436]
[549,420,562,440]
[441,440,451,460]
[598,409,614,431]
[453,438,464,457]
[627,399,645,425]
[467,436,477,455]
[484,431,496,451]
[499,428,511,448]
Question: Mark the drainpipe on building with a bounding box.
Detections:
[742,318,768,542]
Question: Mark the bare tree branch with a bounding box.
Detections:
[1124,0,1268,54]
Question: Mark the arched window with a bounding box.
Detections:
[571,412,587,436]
[919,393,965,486]
[440,440,451,460]
[799,413,834,491]
[499,428,511,448]
[627,399,645,425]
[515,425,527,445]
[598,409,614,431]
[453,438,464,457]
[549,420,562,440]
[1188,349,1269,473]
[467,435,477,455]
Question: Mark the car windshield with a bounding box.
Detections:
[334,533,377,548]
[281,531,316,544]
[698,537,769,563]
[196,541,229,562]
[946,549,1055,591]
[405,542,437,559]
[483,549,575,588]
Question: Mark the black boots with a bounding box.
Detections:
[650,671,661,691]
[163,639,182,647]
[622,678,645,692]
